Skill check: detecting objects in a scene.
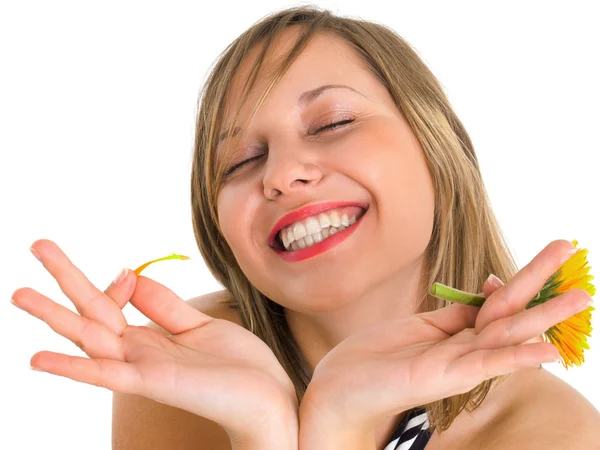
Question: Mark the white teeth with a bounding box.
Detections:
[330,211,341,227]
[318,213,331,228]
[304,234,314,246]
[341,213,349,227]
[305,217,321,234]
[277,208,362,251]
[293,222,307,240]
[282,223,353,251]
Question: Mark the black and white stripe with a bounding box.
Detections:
[383,407,432,450]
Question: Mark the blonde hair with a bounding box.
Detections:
[190,5,519,434]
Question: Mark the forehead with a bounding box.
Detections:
[222,27,371,125]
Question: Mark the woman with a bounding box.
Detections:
[12,6,598,450]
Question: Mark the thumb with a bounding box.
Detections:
[104,268,137,309]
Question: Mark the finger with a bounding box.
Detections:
[421,302,480,336]
[104,268,137,310]
[446,341,559,393]
[427,276,505,337]
[474,239,577,334]
[30,239,128,335]
[129,276,213,335]
[476,288,592,350]
[479,275,543,344]
[29,351,146,397]
[11,287,123,359]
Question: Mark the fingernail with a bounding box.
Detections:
[577,298,593,313]
[486,273,503,289]
[10,297,24,310]
[30,365,44,371]
[559,248,577,265]
[113,268,129,285]
[30,247,42,263]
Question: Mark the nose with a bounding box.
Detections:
[262,151,324,200]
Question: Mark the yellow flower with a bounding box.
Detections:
[537,240,595,369]
[134,253,191,276]
[430,240,595,369]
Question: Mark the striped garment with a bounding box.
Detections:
[383,406,432,450]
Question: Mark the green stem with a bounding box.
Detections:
[429,283,486,307]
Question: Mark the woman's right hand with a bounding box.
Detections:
[12,239,298,443]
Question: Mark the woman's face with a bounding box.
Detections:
[216,28,435,312]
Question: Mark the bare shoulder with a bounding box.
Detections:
[112,290,241,450]
[427,366,600,450]
[489,367,600,448]
[466,366,600,449]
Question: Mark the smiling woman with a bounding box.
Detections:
[185,5,599,449]
[8,3,599,450]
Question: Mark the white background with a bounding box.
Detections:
[1,1,598,448]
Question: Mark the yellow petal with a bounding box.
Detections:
[545,305,595,369]
[134,253,191,276]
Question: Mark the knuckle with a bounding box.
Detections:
[477,352,490,379]
[81,291,105,317]
[535,301,552,325]
[493,289,510,306]
[91,377,108,389]
[78,319,93,347]
[521,261,540,282]
[502,316,515,338]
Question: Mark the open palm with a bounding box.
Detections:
[12,239,297,440]
[302,240,590,432]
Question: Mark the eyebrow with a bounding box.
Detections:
[217,84,366,144]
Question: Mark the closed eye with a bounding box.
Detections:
[313,118,355,134]
[223,119,355,177]
[224,154,265,177]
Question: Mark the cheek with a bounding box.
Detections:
[217,184,267,273]
[217,186,251,251]
[385,148,435,254]
[349,122,431,195]
[354,122,435,249]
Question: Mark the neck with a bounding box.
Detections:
[284,256,427,373]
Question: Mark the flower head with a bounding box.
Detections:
[532,240,595,369]
[430,240,595,369]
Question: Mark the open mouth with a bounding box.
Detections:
[271,205,367,253]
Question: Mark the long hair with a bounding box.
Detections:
[190,5,519,434]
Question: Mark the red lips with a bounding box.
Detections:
[268,201,368,247]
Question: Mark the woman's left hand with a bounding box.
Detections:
[299,240,591,434]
